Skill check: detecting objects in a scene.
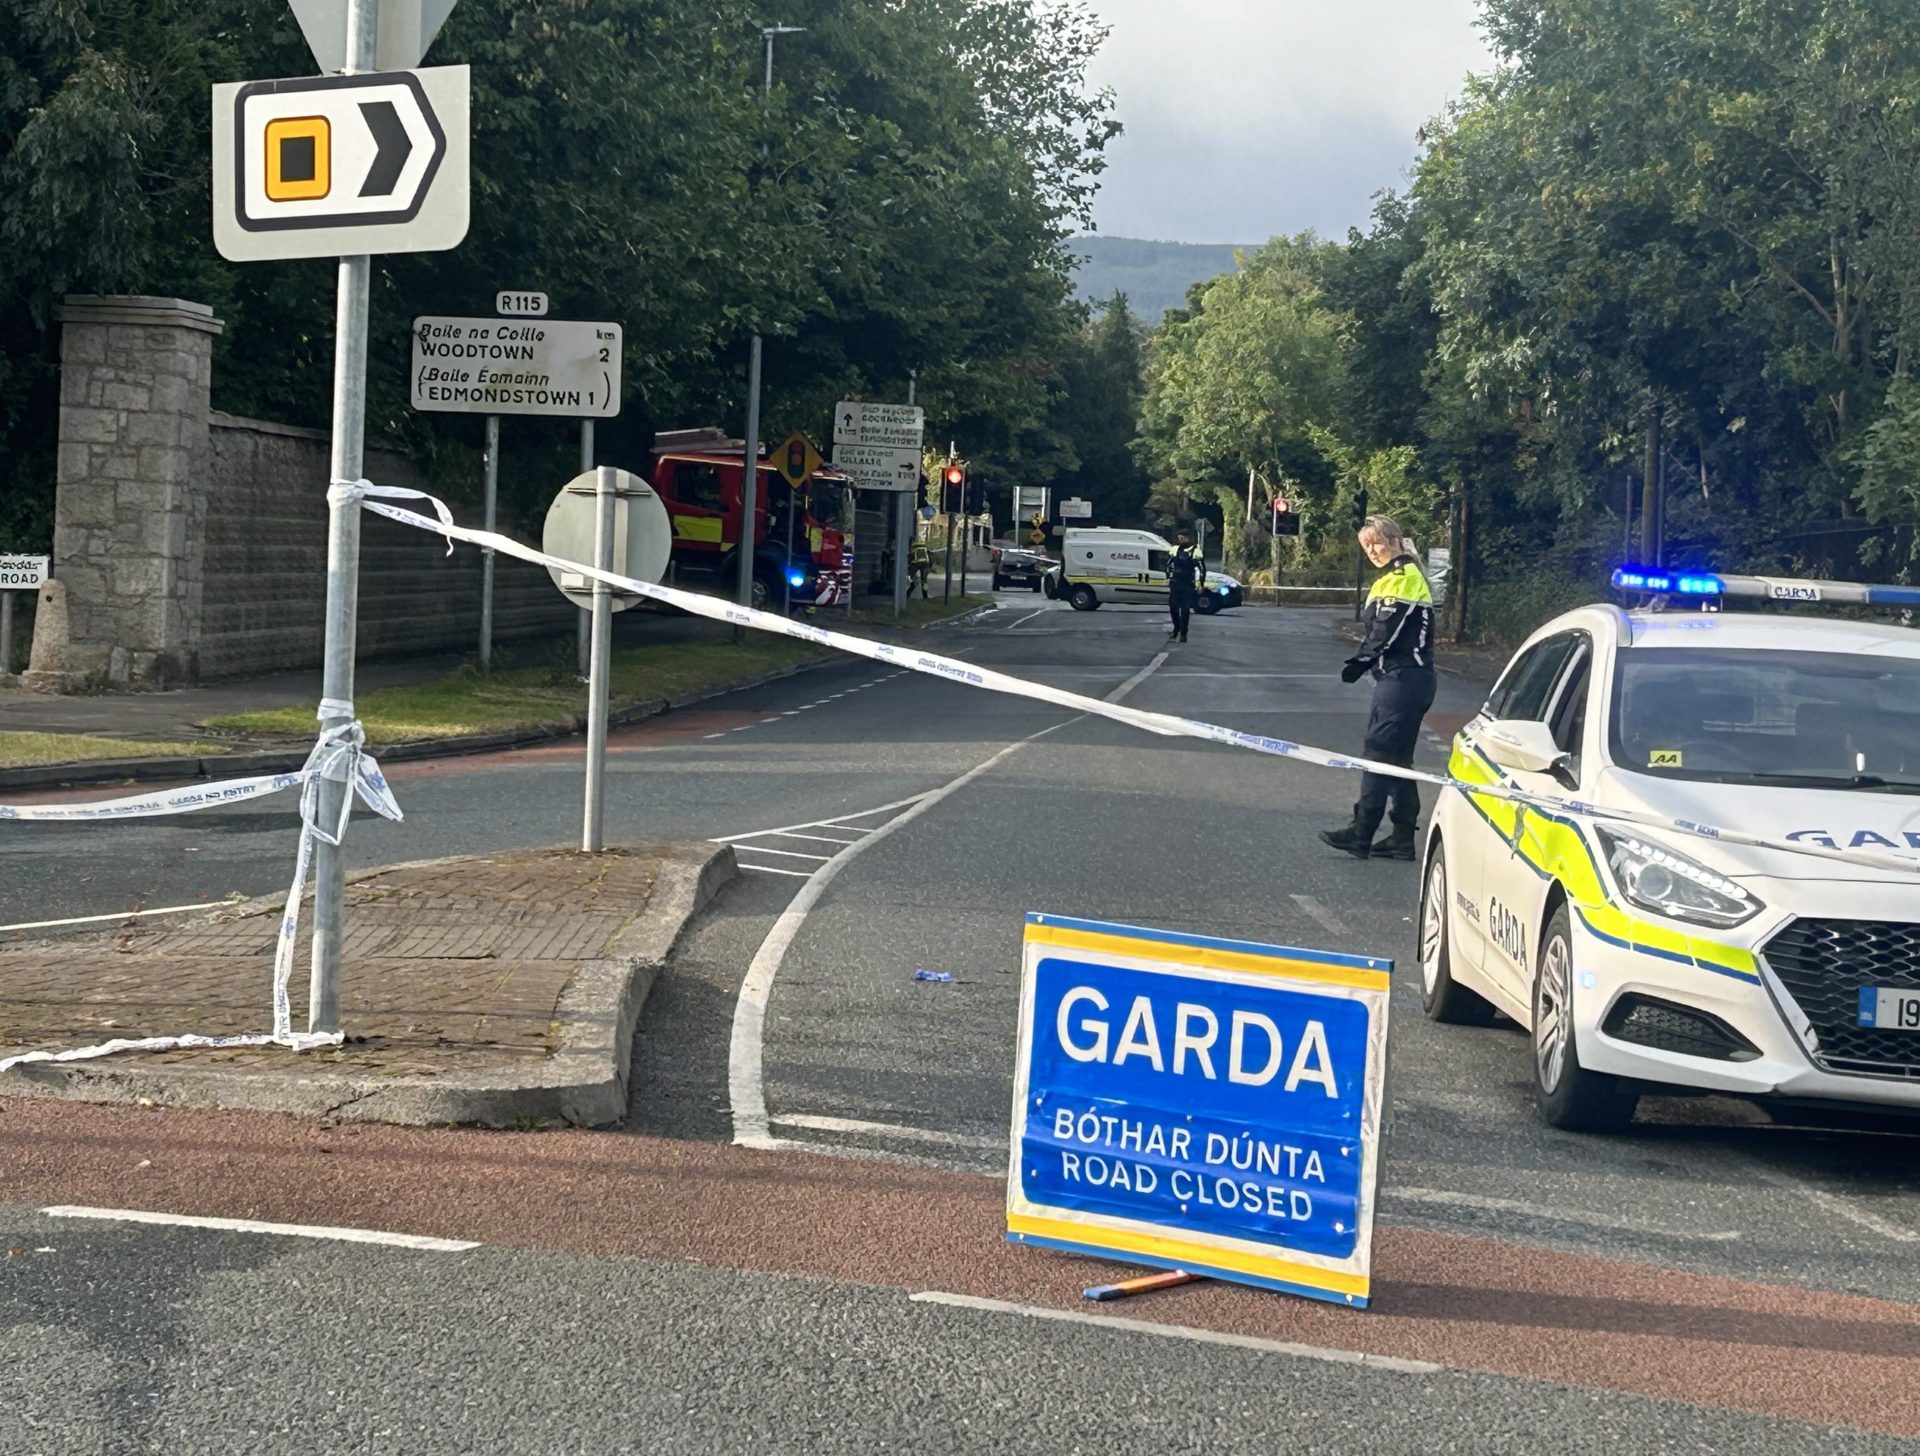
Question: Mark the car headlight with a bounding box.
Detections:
[1594,827,1763,928]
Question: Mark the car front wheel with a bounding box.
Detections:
[1532,903,1638,1132]
[1067,584,1098,611]
[1419,843,1496,1025]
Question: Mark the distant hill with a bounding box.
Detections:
[1068,235,1249,322]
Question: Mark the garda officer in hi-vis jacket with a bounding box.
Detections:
[1321,515,1436,861]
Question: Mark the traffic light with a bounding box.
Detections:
[1272,508,1301,537]
[1350,489,1370,530]
[942,462,967,514]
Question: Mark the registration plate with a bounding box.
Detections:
[1859,987,1920,1030]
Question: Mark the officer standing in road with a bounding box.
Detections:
[1166,530,1206,642]
[908,535,932,599]
[1320,515,1436,860]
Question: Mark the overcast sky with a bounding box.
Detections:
[1080,0,1494,243]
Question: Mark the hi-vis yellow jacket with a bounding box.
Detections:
[1354,554,1434,671]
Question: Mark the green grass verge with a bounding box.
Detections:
[843,593,994,627]
[200,636,827,745]
[0,731,228,769]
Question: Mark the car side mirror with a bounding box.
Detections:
[1480,718,1572,778]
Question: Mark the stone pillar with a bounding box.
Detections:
[25,295,223,691]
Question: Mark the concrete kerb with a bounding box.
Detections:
[0,601,996,794]
[0,841,737,1128]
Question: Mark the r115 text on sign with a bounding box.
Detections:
[410,315,623,418]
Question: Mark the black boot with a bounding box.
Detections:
[1369,824,1417,861]
[1318,823,1372,859]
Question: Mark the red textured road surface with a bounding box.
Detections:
[5,1098,1917,1439]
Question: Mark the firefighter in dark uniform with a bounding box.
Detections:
[1166,530,1206,642]
[1320,515,1436,860]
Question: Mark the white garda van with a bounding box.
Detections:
[1054,527,1176,611]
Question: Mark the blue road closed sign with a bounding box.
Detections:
[1007,913,1391,1308]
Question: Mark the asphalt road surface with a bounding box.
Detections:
[7,595,1920,1453]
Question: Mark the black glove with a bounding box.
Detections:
[1340,656,1370,684]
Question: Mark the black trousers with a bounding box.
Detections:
[1168,586,1196,636]
[1353,665,1437,836]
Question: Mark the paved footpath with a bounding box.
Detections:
[0,841,732,1126]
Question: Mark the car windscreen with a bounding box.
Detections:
[1611,646,1920,790]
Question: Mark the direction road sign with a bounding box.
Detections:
[1059,497,1092,520]
[290,0,460,73]
[0,555,49,590]
[775,431,824,489]
[834,400,925,451]
[833,441,921,493]
[541,470,670,610]
[211,66,469,261]
[410,316,622,417]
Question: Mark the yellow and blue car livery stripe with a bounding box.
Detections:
[1024,913,1391,993]
[1006,1213,1370,1306]
[1446,741,1761,985]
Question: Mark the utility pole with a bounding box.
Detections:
[736,24,804,640]
[1640,406,1664,567]
[577,420,593,674]
[308,0,379,1037]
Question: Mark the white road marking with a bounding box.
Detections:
[740,864,814,878]
[1,902,223,935]
[1000,607,1049,631]
[772,1113,1009,1149]
[703,732,728,740]
[768,830,864,846]
[734,846,834,862]
[730,725,1067,1147]
[1105,651,1170,704]
[1288,894,1354,938]
[710,793,932,846]
[1384,1187,1742,1243]
[43,1206,478,1252]
[1735,1157,1920,1243]
[730,650,1169,1148]
[1157,671,1329,678]
[907,1293,1443,1375]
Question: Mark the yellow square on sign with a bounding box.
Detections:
[265,116,331,201]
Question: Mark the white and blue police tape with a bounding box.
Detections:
[0,704,401,1075]
[338,477,1920,881]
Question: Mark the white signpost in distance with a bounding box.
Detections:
[214,0,472,1040]
[834,399,927,618]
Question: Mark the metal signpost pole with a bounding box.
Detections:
[582,466,615,853]
[309,0,380,1038]
[578,419,593,676]
[736,337,763,642]
[784,484,797,615]
[893,374,915,620]
[480,412,497,672]
[0,590,13,677]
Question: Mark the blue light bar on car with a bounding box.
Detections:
[1611,565,1724,596]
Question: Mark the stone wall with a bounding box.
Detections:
[199,413,571,680]
[28,294,574,690]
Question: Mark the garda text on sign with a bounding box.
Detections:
[0,556,50,590]
[410,316,623,418]
[1007,914,1391,1308]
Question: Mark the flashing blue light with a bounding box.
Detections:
[787,570,807,588]
[1611,565,1722,596]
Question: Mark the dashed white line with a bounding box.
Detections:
[1289,894,1354,938]
[43,1206,479,1252]
[907,1293,1443,1375]
[771,1114,1009,1150]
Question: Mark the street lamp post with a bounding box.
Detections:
[734,24,806,641]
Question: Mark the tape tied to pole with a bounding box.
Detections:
[0,706,402,1075]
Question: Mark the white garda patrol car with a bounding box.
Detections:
[1421,567,1920,1131]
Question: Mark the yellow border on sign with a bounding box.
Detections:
[1024,922,1391,995]
[1007,1213,1371,1299]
